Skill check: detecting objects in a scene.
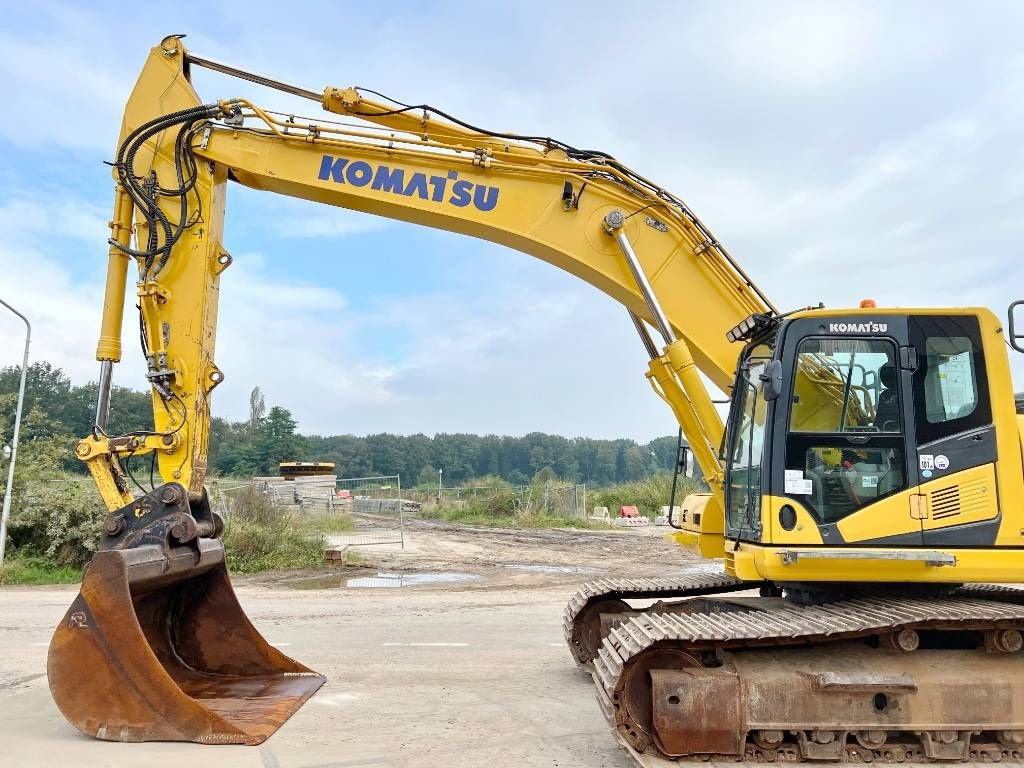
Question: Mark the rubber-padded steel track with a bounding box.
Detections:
[594,589,1024,763]
[562,572,748,665]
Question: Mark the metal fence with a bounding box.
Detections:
[208,480,248,520]
[531,483,586,518]
[411,484,517,507]
[328,475,407,549]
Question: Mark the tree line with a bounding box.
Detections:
[0,363,679,486]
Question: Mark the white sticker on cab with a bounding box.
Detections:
[785,478,813,495]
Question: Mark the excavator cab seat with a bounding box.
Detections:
[874,364,900,431]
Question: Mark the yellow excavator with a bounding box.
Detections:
[48,35,1024,762]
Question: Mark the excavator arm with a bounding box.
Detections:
[51,36,1024,761]
[81,36,772,514]
[50,34,778,750]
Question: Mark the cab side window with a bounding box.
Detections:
[910,316,990,445]
[922,336,978,423]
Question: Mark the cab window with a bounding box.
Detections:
[785,335,907,524]
[789,338,900,433]
[789,442,907,524]
[725,342,773,533]
[909,316,991,445]
[922,336,978,424]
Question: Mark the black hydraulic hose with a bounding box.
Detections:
[352,87,615,162]
[121,109,208,207]
[667,427,684,530]
[108,104,222,272]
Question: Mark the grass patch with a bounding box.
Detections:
[421,489,604,530]
[0,556,82,585]
[222,487,328,573]
[426,508,602,529]
[591,474,700,519]
[298,513,357,534]
[224,519,324,573]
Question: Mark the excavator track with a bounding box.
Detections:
[562,573,750,665]
[581,583,1024,763]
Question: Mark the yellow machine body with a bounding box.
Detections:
[52,35,1024,754]
[673,306,1024,585]
[84,36,1024,600]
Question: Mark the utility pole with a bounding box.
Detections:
[437,468,443,504]
[0,299,31,567]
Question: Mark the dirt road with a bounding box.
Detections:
[0,523,705,768]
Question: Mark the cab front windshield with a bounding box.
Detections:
[725,341,773,533]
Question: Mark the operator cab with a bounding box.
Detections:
[723,310,996,549]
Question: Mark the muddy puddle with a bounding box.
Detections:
[286,561,605,590]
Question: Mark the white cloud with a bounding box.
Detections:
[208,251,677,439]
[726,3,879,90]
[0,198,143,389]
[0,37,127,151]
[0,197,108,242]
[229,262,348,312]
[2,1,1024,443]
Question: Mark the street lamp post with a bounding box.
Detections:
[437,468,443,504]
[0,299,31,567]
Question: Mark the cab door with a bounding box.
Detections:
[778,319,920,546]
[908,315,999,545]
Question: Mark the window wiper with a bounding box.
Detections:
[837,346,859,430]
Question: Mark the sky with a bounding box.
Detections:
[0,1,1022,441]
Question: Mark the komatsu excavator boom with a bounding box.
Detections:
[48,35,1024,762]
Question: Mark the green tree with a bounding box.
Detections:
[252,406,306,474]
[416,464,438,486]
[532,465,558,484]
[647,434,682,472]
[248,386,266,434]
[0,358,685,487]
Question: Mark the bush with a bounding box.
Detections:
[2,438,106,567]
[591,473,700,519]
[481,490,520,517]
[222,487,324,573]
[424,486,607,529]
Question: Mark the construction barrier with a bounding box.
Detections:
[655,505,681,527]
[613,515,650,528]
[589,506,611,524]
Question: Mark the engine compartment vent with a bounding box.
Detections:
[929,485,961,520]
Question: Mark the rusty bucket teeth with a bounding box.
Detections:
[47,540,324,744]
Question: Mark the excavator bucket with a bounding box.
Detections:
[47,484,324,744]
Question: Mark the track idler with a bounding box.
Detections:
[47,483,324,744]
